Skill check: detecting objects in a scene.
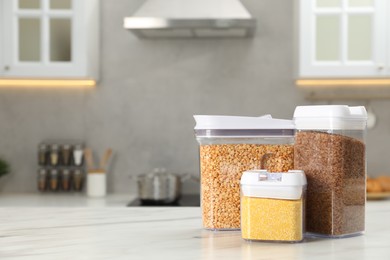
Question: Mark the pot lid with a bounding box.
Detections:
[139,168,176,179]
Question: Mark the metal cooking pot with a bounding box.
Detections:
[136,168,198,204]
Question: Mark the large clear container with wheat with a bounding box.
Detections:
[194,115,295,230]
[294,105,367,238]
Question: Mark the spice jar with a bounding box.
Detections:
[50,144,60,166]
[73,144,84,166]
[61,169,71,191]
[194,115,295,230]
[50,169,59,191]
[38,143,48,166]
[294,105,367,238]
[73,169,84,191]
[37,168,48,191]
[240,170,307,242]
[61,144,72,166]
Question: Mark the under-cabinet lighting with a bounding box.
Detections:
[296,79,390,87]
[0,79,96,88]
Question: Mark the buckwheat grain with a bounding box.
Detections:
[294,131,365,236]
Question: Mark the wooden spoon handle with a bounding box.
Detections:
[84,148,95,170]
[99,148,113,170]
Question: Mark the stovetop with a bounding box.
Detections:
[127,194,200,207]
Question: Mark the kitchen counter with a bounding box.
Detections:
[1,201,390,259]
[0,193,135,207]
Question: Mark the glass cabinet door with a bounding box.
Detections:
[49,18,72,62]
[19,17,41,62]
[299,0,388,77]
[17,0,73,64]
[0,0,86,77]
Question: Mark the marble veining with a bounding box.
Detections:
[1,201,390,259]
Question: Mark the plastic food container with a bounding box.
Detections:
[293,105,367,238]
[194,115,295,230]
[240,170,307,242]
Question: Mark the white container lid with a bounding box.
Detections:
[194,115,295,137]
[240,170,307,200]
[293,105,367,130]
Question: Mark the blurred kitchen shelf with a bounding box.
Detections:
[296,79,390,101]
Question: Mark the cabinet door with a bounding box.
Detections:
[1,0,87,78]
[299,0,388,78]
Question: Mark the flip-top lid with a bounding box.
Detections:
[240,170,307,200]
[194,115,295,137]
[293,105,367,130]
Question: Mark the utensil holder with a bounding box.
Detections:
[87,172,106,197]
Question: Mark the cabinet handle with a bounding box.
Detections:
[377,64,385,71]
[4,65,10,71]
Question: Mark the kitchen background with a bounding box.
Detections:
[0,0,389,194]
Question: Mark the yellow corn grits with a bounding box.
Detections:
[241,196,303,242]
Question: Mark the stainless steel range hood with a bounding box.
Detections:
[123,0,256,38]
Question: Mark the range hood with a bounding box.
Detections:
[123,0,256,38]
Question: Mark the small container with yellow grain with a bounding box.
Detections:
[240,170,307,242]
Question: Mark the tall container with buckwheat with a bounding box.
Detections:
[194,115,295,230]
[293,105,367,237]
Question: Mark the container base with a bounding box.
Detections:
[243,238,303,243]
[305,231,364,239]
[204,228,240,231]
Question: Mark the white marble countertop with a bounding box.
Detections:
[1,201,390,259]
[0,193,135,207]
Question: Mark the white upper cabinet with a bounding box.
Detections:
[0,0,99,79]
[299,0,389,78]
